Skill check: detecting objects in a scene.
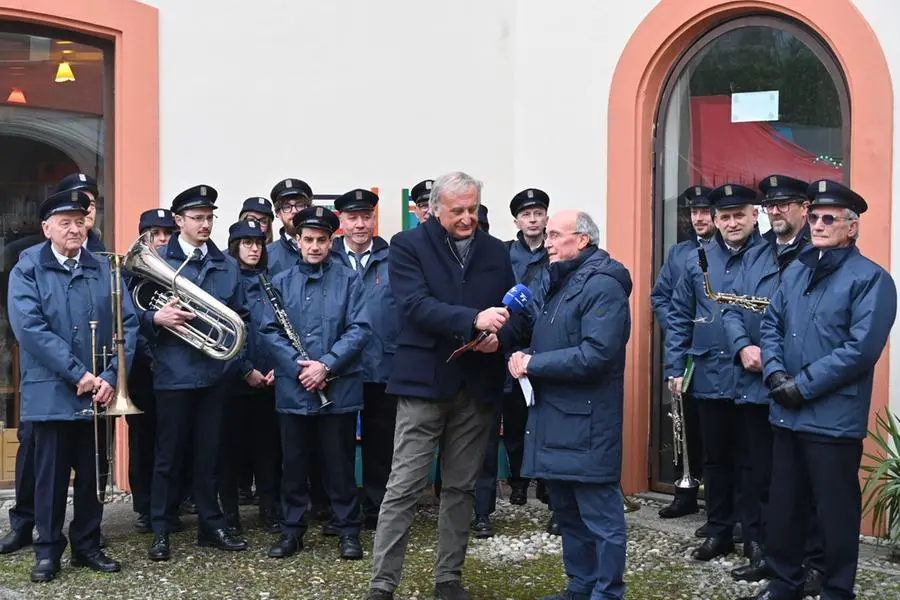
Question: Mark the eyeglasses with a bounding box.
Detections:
[279,202,308,214]
[240,239,264,249]
[762,201,802,214]
[244,215,271,226]
[182,214,217,224]
[546,230,583,241]
[807,213,855,226]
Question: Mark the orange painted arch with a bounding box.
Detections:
[608,0,894,521]
[1,0,160,491]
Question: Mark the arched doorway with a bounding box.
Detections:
[649,15,851,493]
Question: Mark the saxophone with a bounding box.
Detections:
[697,247,770,313]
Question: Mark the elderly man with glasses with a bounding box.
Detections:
[739,179,897,600]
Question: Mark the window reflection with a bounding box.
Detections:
[0,28,107,434]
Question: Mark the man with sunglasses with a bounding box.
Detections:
[740,180,897,600]
[721,175,811,584]
[268,179,314,275]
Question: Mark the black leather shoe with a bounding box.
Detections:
[435,580,472,600]
[71,549,121,573]
[0,529,33,554]
[691,537,735,561]
[472,515,493,539]
[546,514,560,536]
[267,534,302,558]
[803,566,824,597]
[30,558,60,583]
[134,513,152,534]
[695,522,711,538]
[339,534,363,559]
[509,486,528,506]
[148,534,171,561]
[658,498,699,518]
[197,527,248,551]
[731,556,773,582]
[225,513,244,537]
[366,589,395,600]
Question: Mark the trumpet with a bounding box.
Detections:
[668,378,699,491]
[697,247,769,313]
[124,232,246,361]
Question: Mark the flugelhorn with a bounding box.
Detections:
[697,247,769,313]
[123,233,246,361]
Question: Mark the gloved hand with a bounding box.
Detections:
[765,370,789,390]
[770,376,805,410]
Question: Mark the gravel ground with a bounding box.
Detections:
[0,492,898,599]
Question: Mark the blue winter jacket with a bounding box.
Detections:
[330,236,399,384]
[267,228,300,275]
[257,258,371,415]
[136,236,251,390]
[651,238,708,329]
[8,242,138,421]
[522,246,632,484]
[721,227,809,405]
[503,232,549,393]
[665,230,763,399]
[760,243,897,439]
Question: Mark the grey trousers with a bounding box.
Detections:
[370,391,493,592]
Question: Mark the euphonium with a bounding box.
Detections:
[123,233,246,361]
[697,247,769,313]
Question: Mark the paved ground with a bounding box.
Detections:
[0,492,897,599]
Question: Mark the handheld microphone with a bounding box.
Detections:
[448,283,533,361]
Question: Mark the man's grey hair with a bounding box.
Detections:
[575,211,600,245]
[429,171,483,215]
[845,208,860,239]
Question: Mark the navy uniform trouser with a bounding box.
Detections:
[8,420,35,533]
[766,427,863,600]
[32,421,103,561]
[127,391,156,516]
[736,403,772,545]
[548,480,626,600]
[280,412,361,537]
[361,382,398,521]
[151,386,227,535]
[475,388,530,516]
[697,398,744,540]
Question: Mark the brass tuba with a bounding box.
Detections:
[123,233,246,361]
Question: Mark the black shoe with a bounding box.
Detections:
[731,557,773,582]
[238,488,254,506]
[472,516,493,539]
[509,486,528,506]
[339,534,363,560]
[30,558,60,583]
[134,513,152,534]
[733,522,744,543]
[180,498,198,515]
[435,580,472,600]
[366,590,394,600]
[691,537,735,561]
[148,534,171,561]
[71,549,121,573]
[197,527,248,551]
[0,529,33,554]
[658,498,699,519]
[267,534,302,558]
[803,566,824,597]
[546,514,560,536]
[225,513,244,537]
[695,522,711,538]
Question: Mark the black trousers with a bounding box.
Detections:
[151,386,226,535]
[280,412,361,537]
[219,387,281,515]
[127,392,156,516]
[361,382,398,520]
[8,421,35,533]
[766,428,863,600]
[474,388,530,516]
[697,398,741,540]
[736,403,772,545]
[32,421,102,561]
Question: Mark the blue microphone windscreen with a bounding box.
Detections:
[503,283,533,313]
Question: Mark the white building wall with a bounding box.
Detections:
[853,0,900,419]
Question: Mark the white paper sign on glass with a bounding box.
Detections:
[731,91,779,123]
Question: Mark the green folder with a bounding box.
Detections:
[682,356,695,392]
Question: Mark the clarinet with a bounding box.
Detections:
[259,272,332,409]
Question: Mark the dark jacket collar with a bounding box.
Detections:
[764,223,811,271]
[799,241,858,291]
[296,258,331,280]
[548,246,598,295]
[515,230,546,254]
[39,241,101,271]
